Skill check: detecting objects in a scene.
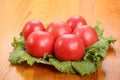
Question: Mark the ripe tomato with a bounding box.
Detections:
[25,31,54,58]
[45,20,72,40]
[54,34,85,61]
[73,25,98,47]
[22,20,45,39]
[66,15,87,31]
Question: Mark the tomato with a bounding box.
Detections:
[54,34,85,61]
[73,25,98,47]
[66,15,87,31]
[45,20,72,40]
[22,20,45,39]
[25,31,54,58]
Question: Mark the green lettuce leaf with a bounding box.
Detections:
[94,20,104,39]
[84,39,109,68]
[49,58,76,74]
[9,46,42,66]
[72,60,96,76]
[11,36,25,48]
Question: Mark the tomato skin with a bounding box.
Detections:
[25,31,54,58]
[73,25,98,47]
[54,34,85,61]
[45,20,72,40]
[66,15,87,31]
[22,20,45,39]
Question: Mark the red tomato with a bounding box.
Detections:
[25,31,54,58]
[45,20,72,40]
[54,34,85,61]
[66,15,87,31]
[73,25,98,47]
[22,20,45,39]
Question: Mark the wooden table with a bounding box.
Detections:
[0,0,120,80]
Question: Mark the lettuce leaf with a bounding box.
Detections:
[8,21,116,76]
[49,58,76,74]
[94,20,104,39]
[72,60,96,76]
[9,36,49,66]
[9,46,42,66]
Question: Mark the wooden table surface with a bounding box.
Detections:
[0,0,120,80]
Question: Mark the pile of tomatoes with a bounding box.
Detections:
[22,15,98,61]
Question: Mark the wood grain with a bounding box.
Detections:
[0,0,120,80]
